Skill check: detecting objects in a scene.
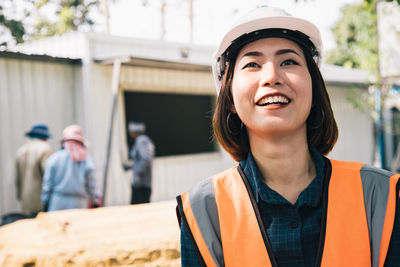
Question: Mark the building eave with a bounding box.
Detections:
[0,50,82,65]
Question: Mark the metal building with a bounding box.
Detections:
[0,32,372,215]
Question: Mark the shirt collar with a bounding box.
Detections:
[239,149,325,207]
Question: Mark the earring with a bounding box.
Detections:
[227,111,244,135]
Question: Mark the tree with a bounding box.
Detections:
[0,10,25,46]
[294,0,400,5]
[364,0,400,7]
[324,4,378,76]
[324,0,400,168]
[0,0,100,47]
[293,0,400,5]
[0,1,31,47]
[324,2,380,164]
[33,0,100,38]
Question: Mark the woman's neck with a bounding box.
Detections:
[249,130,316,204]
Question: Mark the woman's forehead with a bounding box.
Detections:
[237,37,304,58]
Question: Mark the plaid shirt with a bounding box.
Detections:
[180,151,400,266]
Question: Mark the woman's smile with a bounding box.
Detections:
[256,93,291,109]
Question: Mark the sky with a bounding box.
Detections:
[109,0,363,52]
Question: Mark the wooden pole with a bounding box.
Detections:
[102,59,122,203]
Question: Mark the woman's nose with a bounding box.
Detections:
[259,63,282,87]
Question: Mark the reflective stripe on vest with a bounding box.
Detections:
[178,159,399,267]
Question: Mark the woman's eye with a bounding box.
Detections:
[281,59,298,66]
[242,62,259,69]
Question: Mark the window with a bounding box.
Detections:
[124,91,216,157]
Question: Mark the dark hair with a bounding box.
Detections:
[213,40,338,162]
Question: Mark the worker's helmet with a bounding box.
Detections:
[212,5,323,95]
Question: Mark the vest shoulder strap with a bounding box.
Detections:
[322,159,371,266]
[212,166,272,267]
[326,159,399,267]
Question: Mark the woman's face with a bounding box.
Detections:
[231,37,313,139]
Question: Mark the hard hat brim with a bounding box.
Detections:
[215,16,322,63]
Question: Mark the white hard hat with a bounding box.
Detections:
[128,121,146,133]
[212,5,323,95]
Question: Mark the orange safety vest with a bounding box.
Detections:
[176,158,400,267]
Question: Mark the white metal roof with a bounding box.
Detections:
[12,32,87,59]
[321,64,371,85]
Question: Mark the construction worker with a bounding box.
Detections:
[125,121,155,204]
[176,5,400,266]
[41,125,101,211]
[15,123,52,216]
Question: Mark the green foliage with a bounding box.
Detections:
[33,0,99,38]
[364,0,400,9]
[325,4,379,76]
[0,19,25,44]
[0,0,99,46]
[0,3,28,47]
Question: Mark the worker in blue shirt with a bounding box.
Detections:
[124,121,155,204]
[41,125,100,211]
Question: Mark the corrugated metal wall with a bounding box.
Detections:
[0,55,82,215]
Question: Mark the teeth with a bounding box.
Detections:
[258,95,289,105]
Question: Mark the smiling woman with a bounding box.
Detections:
[214,33,337,161]
[176,5,400,267]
